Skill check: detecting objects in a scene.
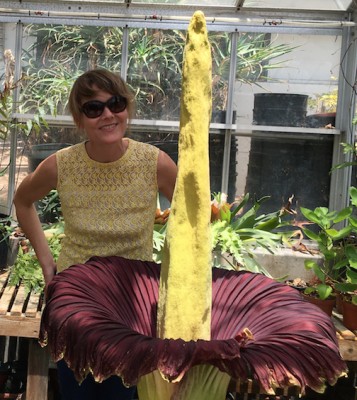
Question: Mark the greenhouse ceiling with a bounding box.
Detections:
[1,0,357,31]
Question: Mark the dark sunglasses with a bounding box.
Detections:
[81,95,127,118]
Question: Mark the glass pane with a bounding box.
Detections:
[126,28,185,121]
[22,126,84,170]
[126,29,232,121]
[53,0,353,9]
[243,135,334,212]
[134,0,237,5]
[235,33,340,128]
[20,24,124,118]
[0,23,17,215]
[56,0,126,2]
[234,32,341,210]
[211,32,230,121]
[244,0,352,11]
[8,20,348,217]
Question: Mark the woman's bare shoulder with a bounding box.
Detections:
[14,153,58,204]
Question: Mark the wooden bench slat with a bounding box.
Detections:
[332,315,356,340]
[0,285,17,315]
[336,331,343,339]
[25,291,42,318]
[0,270,9,292]
[338,339,357,361]
[10,285,28,316]
[0,316,41,338]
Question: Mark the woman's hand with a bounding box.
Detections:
[43,263,57,287]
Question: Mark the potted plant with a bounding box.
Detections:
[334,186,357,329]
[7,221,64,294]
[0,50,19,269]
[301,276,336,316]
[299,186,357,317]
[9,191,300,295]
[154,191,299,276]
[339,289,357,330]
[209,192,299,274]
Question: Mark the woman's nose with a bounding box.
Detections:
[101,105,114,117]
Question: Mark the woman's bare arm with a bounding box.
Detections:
[13,154,58,285]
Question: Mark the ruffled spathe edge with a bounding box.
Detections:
[39,256,347,395]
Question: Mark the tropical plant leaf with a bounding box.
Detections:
[334,282,357,293]
[350,186,357,207]
[316,283,333,300]
[332,207,352,224]
[301,227,320,241]
[300,207,323,226]
[346,267,357,284]
[326,226,352,241]
[346,244,357,268]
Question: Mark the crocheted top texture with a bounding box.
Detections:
[56,139,159,271]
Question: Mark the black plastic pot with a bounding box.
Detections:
[247,93,333,214]
[253,93,308,127]
[28,143,72,172]
[305,112,336,128]
[245,136,334,214]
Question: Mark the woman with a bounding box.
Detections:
[14,69,177,399]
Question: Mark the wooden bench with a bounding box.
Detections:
[0,270,356,400]
[0,271,48,400]
[333,310,357,362]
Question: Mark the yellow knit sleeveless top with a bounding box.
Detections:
[56,139,159,272]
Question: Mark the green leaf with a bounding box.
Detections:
[316,284,333,300]
[230,193,249,219]
[302,227,320,241]
[312,264,326,283]
[350,186,357,207]
[300,207,325,226]
[335,282,357,293]
[348,215,357,228]
[305,260,318,270]
[333,207,352,224]
[326,225,352,241]
[347,268,357,284]
[255,216,280,231]
[346,245,357,268]
[333,257,349,271]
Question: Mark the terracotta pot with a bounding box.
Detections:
[302,294,335,316]
[342,300,357,330]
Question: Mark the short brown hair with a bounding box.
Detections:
[68,69,135,127]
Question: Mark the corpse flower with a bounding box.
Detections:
[41,256,346,398]
[39,10,347,400]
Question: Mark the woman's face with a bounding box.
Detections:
[79,88,129,145]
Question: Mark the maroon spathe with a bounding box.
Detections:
[39,256,346,394]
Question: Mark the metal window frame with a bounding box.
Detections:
[0,2,356,213]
